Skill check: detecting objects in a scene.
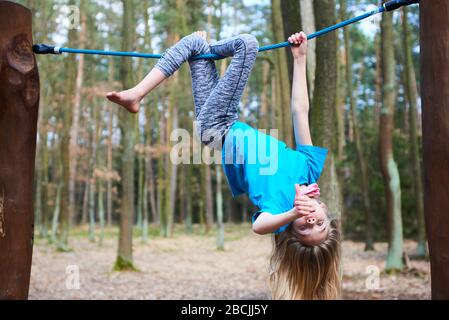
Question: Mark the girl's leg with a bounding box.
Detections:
[106,32,217,113]
[185,34,220,119]
[196,34,259,148]
[106,68,166,113]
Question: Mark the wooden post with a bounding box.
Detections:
[0,1,39,299]
[420,0,449,299]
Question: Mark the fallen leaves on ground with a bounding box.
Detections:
[29,225,430,300]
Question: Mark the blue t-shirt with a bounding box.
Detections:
[222,121,328,233]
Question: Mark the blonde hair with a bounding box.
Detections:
[268,219,341,300]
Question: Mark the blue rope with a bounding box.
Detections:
[34,1,420,60]
[58,7,383,61]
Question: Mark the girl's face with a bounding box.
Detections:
[292,199,329,246]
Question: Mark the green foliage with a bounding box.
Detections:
[113,255,139,272]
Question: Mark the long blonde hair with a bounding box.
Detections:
[269,219,341,300]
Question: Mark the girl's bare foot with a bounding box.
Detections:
[106,88,141,113]
[107,33,207,113]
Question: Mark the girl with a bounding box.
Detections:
[107,31,341,300]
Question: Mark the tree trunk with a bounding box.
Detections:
[402,7,426,258]
[39,124,50,238]
[97,102,106,245]
[57,0,77,252]
[259,60,272,130]
[160,93,171,237]
[142,176,149,244]
[33,4,47,236]
[145,121,158,226]
[340,0,373,251]
[115,0,136,270]
[168,102,179,235]
[36,94,49,238]
[216,165,224,250]
[51,184,62,245]
[204,152,214,234]
[88,99,102,242]
[178,167,186,225]
[81,173,89,225]
[311,0,342,220]
[97,180,105,246]
[146,146,158,228]
[88,176,96,242]
[41,135,50,238]
[157,99,166,235]
[106,108,113,227]
[271,0,293,147]
[335,32,345,167]
[334,20,346,233]
[420,0,449,299]
[35,150,43,236]
[281,0,301,85]
[299,0,316,100]
[136,156,144,229]
[87,105,95,241]
[106,61,114,227]
[380,4,403,271]
[185,165,193,233]
[163,63,180,237]
[374,33,382,127]
[270,71,277,129]
[140,1,155,241]
[69,0,86,227]
[0,1,39,299]
[141,0,152,239]
[355,70,374,251]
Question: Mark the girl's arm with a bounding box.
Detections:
[289,32,313,146]
[252,209,298,235]
[252,185,315,235]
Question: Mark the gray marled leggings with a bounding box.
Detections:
[155,33,259,149]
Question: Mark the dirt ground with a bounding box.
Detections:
[29,224,431,300]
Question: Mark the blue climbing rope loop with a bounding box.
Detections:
[33,0,419,60]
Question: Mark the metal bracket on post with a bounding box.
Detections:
[383,0,420,12]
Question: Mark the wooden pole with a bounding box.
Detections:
[420,0,449,299]
[0,1,39,299]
